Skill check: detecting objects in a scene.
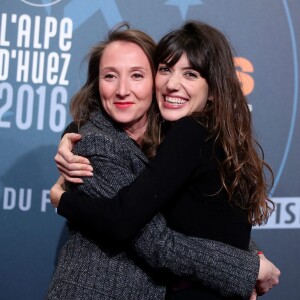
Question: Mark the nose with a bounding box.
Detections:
[116,77,130,98]
[166,73,180,91]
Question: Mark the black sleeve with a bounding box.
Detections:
[58,117,204,243]
[62,122,78,136]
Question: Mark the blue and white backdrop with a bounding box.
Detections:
[0,1,299,299]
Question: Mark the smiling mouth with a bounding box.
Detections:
[164,96,188,106]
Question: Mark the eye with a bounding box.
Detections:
[100,72,117,81]
[158,65,170,73]
[103,73,116,79]
[132,73,144,79]
[184,71,199,78]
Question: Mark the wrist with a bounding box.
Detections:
[257,258,268,281]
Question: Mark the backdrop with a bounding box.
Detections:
[0,0,299,299]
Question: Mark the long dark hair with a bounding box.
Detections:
[155,21,274,225]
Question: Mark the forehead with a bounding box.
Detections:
[100,41,150,68]
[165,52,190,66]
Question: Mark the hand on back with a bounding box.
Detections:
[55,133,93,183]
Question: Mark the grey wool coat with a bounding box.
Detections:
[46,110,259,300]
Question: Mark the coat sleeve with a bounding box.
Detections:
[133,213,259,299]
[249,239,261,253]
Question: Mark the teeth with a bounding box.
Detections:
[165,96,187,105]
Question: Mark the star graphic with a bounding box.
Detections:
[165,0,204,19]
[64,0,122,30]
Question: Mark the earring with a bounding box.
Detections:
[156,113,165,144]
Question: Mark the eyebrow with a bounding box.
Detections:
[182,67,198,71]
[158,63,197,72]
[100,66,149,72]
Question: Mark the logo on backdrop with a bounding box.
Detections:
[20,0,62,7]
[0,13,72,132]
[254,197,300,229]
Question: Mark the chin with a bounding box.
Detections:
[112,116,132,125]
[161,112,185,122]
[162,114,184,122]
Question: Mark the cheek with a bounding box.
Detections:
[194,85,209,107]
[139,92,153,114]
[99,81,115,98]
[99,86,113,109]
[193,95,207,112]
[155,77,164,93]
[140,95,153,113]
[137,81,153,100]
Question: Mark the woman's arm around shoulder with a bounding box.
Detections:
[57,117,205,242]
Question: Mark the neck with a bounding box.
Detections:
[123,117,148,145]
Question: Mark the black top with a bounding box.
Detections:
[58,116,251,251]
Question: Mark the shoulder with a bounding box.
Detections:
[167,116,208,141]
[156,116,208,160]
[74,114,147,162]
[78,112,124,142]
[172,116,205,130]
